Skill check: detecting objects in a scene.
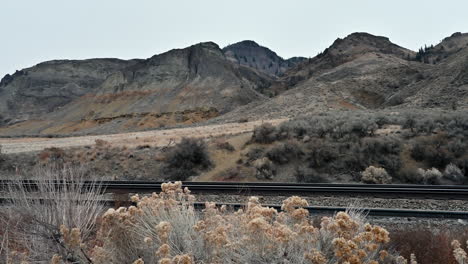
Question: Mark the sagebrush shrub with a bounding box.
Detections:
[163,138,212,181]
[251,123,277,144]
[417,168,442,185]
[452,240,468,264]
[294,166,328,183]
[266,141,303,164]
[253,157,275,179]
[444,163,464,183]
[396,165,423,184]
[361,166,392,184]
[91,182,403,264]
[215,141,235,152]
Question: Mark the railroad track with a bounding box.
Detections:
[1,181,467,219]
[1,198,466,219]
[1,180,468,198]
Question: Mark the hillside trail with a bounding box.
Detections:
[0,119,287,154]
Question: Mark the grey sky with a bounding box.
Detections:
[1,0,467,78]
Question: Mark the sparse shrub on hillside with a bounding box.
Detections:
[410,134,461,169]
[251,123,277,144]
[163,138,212,181]
[402,113,417,132]
[278,120,309,139]
[360,137,402,174]
[455,158,468,181]
[417,168,443,185]
[444,163,464,183]
[38,147,66,163]
[94,139,110,148]
[244,109,468,184]
[361,166,392,184]
[215,140,235,152]
[339,137,402,176]
[253,157,275,179]
[217,166,254,181]
[216,166,241,180]
[305,140,339,168]
[294,166,328,183]
[447,137,468,158]
[245,147,265,163]
[266,141,303,164]
[414,117,436,135]
[396,165,423,184]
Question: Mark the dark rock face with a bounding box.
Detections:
[223,40,306,77]
[0,42,272,135]
[0,59,138,123]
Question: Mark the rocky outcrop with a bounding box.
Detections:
[0,59,139,124]
[0,42,272,135]
[223,40,306,77]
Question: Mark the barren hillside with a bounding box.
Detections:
[1,32,468,137]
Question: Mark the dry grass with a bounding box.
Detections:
[0,119,287,154]
[3,165,105,263]
[391,228,468,264]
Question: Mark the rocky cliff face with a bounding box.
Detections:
[0,59,140,124]
[223,40,306,77]
[0,42,272,135]
[1,32,467,136]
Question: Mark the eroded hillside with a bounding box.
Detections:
[1,32,468,136]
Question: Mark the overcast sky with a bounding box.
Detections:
[1,0,467,78]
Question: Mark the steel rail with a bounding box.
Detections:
[1,181,468,198]
[1,196,466,219]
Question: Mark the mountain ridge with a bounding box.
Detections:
[1,32,467,136]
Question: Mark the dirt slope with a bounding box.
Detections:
[0,119,287,154]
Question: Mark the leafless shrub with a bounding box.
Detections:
[215,141,235,152]
[38,147,66,163]
[251,123,277,144]
[294,166,329,183]
[163,138,212,181]
[5,165,105,262]
[266,141,303,164]
[361,166,392,184]
[391,228,468,264]
[396,165,423,184]
[245,147,265,163]
[417,167,443,185]
[94,139,110,148]
[444,163,464,183]
[253,157,275,179]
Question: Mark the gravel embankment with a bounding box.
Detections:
[191,193,468,212]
